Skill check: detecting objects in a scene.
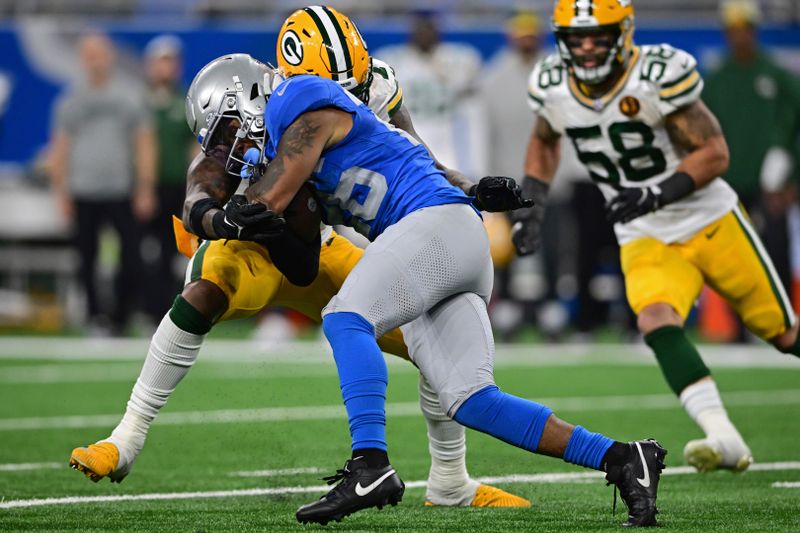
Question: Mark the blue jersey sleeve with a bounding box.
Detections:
[265,76,357,156]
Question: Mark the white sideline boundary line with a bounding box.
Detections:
[0,337,798,369]
[2,388,798,431]
[0,462,61,472]
[229,467,324,478]
[2,461,799,510]
[772,481,800,488]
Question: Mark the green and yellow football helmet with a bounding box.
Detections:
[552,0,635,84]
[276,5,371,96]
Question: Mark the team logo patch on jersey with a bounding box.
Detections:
[619,95,641,117]
[281,30,304,66]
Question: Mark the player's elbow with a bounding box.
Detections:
[706,135,730,177]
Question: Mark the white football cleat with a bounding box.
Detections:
[684,437,753,473]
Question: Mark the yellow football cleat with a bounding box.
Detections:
[470,484,531,508]
[69,442,125,483]
[424,484,531,508]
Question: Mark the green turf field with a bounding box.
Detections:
[1,338,799,532]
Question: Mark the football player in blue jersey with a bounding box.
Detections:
[229,59,667,527]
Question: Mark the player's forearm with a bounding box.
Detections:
[676,135,730,190]
[182,153,238,237]
[524,134,560,184]
[440,165,474,194]
[247,111,337,213]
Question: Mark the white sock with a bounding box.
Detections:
[418,375,478,506]
[679,379,744,442]
[105,313,205,469]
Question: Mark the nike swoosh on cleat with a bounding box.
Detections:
[355,469,396,497]
[635,442,651,488]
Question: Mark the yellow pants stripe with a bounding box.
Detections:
[731,205,795,330]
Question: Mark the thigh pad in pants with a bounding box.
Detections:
[322,203,493,338]
[401,292,496,417]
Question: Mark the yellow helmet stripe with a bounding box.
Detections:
[305,6,347,80]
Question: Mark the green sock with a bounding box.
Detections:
[168,295,213,335]
[644,325,711,396]
[778,332,800,358]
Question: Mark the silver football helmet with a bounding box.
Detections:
[185,53,276,176]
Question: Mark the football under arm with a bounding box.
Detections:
[665,100,730,189]
[390,104,474,194]
[246,108,350,214]
[263,230,322,287]
[523,115,562,184]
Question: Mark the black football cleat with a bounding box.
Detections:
[296,457,404,525]
[605,439,667,527]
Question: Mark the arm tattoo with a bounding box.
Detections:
[249,114,324,200]
[279,114,322,159]
[666,101,723,152]
[182,153,238,235]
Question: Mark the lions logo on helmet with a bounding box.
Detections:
[277,5,371,94]
[552,0,635,85]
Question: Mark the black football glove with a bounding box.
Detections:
[469,176,535,212]
[214,194,286,241]
[510,176,550,256]
[605,172,695,224]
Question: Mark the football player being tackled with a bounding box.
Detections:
[68,9,532,510]
[217,16,668,530]
[515,0,800,474]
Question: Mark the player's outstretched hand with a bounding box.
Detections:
[470,176,535,213]
[510,176,549,256]
[218,194,286,241]
[605,186,659,224]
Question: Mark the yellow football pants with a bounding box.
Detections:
[621,206,796,340]
[184,232,409,359]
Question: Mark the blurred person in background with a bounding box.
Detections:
[705,0,800,298]
[143,34,195,322]
[481,11,627,340]
[519,0,800,474]
[377,11,487,177]
[48,31,157,336]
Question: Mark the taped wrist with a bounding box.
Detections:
[188,198,222,240]
[658,171,695,206]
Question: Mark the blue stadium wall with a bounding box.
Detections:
[1,23,798,167]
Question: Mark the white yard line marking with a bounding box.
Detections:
[0,462,61,472]
[1,461,799,510]
[0,337,797,369]
[772,481,800,488]
[229,467,324,478]
[2,389,798,431]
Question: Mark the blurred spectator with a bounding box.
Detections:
[377,11,487,176]
[704,0,800,327]
[48,32,156,335]
[481,11,542,179]
[143,34,195,320]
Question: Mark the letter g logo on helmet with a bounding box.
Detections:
[281,30,304,66]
